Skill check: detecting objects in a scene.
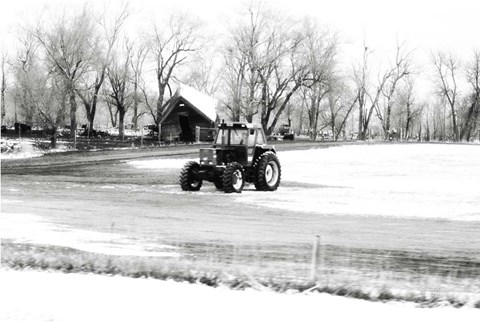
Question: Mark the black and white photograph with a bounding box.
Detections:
[1,0,479,320]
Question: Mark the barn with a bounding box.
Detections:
[160,84,218,142]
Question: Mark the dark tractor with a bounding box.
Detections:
[180,122,281,193]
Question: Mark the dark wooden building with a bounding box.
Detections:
[160,84,218,142]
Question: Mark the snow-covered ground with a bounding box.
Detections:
[2,143,479,319]
[1,269,478,322]
[129,144,480,221]
[0,138,71,159]
[0,212,180,257]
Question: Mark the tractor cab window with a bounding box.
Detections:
[255,129,266,145]
[247,129,256,147]
[215,128,248,145]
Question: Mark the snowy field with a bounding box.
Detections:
[129,144,480,221]
[1,269,478,322]
[2,143,480,319]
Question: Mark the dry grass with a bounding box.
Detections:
[2,240,479,308]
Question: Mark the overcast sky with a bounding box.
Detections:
[1,0,479,95]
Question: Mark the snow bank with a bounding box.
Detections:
[0,270,478,322]
[0,138,71,159]
[0,212,180,257]
[127,144,480,221]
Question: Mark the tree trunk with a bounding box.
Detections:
[405,102,411,140]
[119,108,126,141]
[451,106,458,141]
[358,102,364,140]
[1,65,5,120]
[133,81,139,129]
[50,127,58,149]
[385,103,392,139]
[460,96,479,141]
[69,88,77,139]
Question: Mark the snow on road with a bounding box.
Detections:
[0,212,180,257]
[128,144,480,221]
[1,269,478,322]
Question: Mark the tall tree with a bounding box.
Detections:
[326,80,358,141]
[432,52,460,141]
[105,40,132,141]
[251,10,309,134]
[353,44,391,140]
[150,13,203,140]
[11,33,41,125]
[301,18,338,140]
[1,50,6,122]
[376,41,413,139]
[130,38,149,130]
[460,51,480,141]
[32,7,95,139]
[76,5,129,136]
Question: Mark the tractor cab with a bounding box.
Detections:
[211,122,267,165]
[181,121,281,193]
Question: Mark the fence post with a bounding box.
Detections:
[141,128,144,148]
[310,235,321,282]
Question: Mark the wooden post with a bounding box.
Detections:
[310,235,321,282]
[141,128,144,148]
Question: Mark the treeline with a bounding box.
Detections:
[1,2,479,145]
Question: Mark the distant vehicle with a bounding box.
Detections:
[278,124,294,140]
[14,123,32,134]
[180,122,281,193]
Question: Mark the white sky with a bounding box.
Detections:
[1,0,479,96]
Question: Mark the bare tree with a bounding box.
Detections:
[10,33,41,125]
[32,7,96,139]
[394,76,423,140]
[11,32,67,146]
[253,14,310,134]
[432,52,460,141]
[183,50,222,97]
[300,18,338,140]
[375,41,413,139]
[75,5,129,136]
[326,80,358,141]
[460,51,480,141]
[353,44,392,140]
[1,50,6,122]
[105,40,132,141]
[36,76,69,147]
[130,37,149,129]
[221,5,263,122]
[150,13,203,140]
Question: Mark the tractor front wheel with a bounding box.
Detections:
[254,151,281,191]
[180,161,203,191]
[223,162,245,193]
[213,175,224,190]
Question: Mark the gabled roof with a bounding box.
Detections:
[160,83,218,124]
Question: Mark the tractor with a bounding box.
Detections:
[180,122,281,193]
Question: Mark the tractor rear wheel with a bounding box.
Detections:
[223,162,245,193]
[180,161,203,191]
[254,151,281,191]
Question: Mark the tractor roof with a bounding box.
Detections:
[218,122,262,130]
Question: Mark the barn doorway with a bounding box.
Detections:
[178,114,194,142]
